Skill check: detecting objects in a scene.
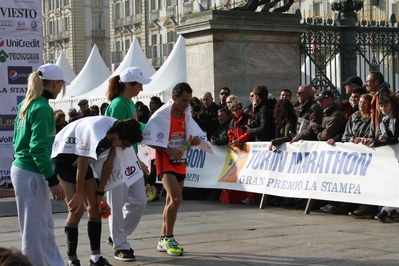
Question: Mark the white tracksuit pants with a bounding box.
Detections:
[11,165,64,266]
[107,175,147,250]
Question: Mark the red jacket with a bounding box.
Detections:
[228,112,254,144]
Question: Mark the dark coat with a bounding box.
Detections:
[295,96,323,141]
[316,103,346,141]
[211,118,231,146]
[247,99,275,141]
[204,102,221,141]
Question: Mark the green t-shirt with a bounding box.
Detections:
[105,96,145,153]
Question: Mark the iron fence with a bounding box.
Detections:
[300,16,399,101]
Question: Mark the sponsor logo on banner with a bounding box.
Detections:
[16,21,26,31]
[0,49,39,63]
[0,134,12,148]
[30,20,38,31]
[0,20,13,27]
[0,7,38,19]
[0,115,15,131]
[8,66,32,84]
[0,37,40,48]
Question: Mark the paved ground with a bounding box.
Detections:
[1,191,399,266]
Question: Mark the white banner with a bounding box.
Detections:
[0,1,43,185]
[160,141,399,208]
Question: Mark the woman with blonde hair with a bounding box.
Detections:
[11,63,69,266]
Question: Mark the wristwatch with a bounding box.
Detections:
[96,190,105,196]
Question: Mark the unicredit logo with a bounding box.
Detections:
[0,20,13,27]
[6,39,40,48]
[0,38,3,47]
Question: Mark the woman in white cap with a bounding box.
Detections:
[103,67,151,261]
[11,63,69,266]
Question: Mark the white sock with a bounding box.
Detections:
[90,254,101,262]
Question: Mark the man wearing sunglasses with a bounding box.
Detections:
[218,87,230,108]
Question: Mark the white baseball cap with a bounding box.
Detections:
[37,63,71,85]
[119,67,151,84]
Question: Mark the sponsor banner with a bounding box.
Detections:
[148,141,399,208]
[0,0,42,184]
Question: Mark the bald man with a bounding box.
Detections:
[201,92,221,140]
[290,85,323,143]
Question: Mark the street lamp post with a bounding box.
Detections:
[330,0,363,98]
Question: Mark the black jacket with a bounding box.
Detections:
[247,99,275,141]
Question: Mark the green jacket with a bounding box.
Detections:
[105,96,145,153]
[13,96,56,179]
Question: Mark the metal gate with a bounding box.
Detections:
[300,17,399,101]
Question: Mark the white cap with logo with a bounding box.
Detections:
[119,67,151,84]
[37,63,71,85]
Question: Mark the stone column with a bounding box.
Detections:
[176,10,308,103]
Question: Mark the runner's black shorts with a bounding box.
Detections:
[53,161,94,184]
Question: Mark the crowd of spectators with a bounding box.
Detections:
[53,70,397,222]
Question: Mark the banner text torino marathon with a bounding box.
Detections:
[0,1,43,185]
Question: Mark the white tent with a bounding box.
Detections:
[55,51,76,83]
[52,35,187,114]
[50,36,157,112]
[76,36,156,99]
[135,35,187,104]
[59,44,111,98]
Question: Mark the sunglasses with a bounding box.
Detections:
[220,92,229,96]
[121,140,132,148]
